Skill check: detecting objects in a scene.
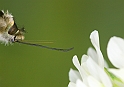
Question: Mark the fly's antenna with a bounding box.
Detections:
[15,40,74,52]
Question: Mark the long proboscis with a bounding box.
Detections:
[16,40,74,52]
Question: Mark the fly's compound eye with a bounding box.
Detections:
[8,23,18,35]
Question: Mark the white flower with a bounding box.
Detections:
[68,55,112,87]
[68,30,112,87]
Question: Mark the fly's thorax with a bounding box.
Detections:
[0,16,8,33]
[0,18,7,33]
[4,17,14,29]
[3,10,14,28]
[0,10,14,33]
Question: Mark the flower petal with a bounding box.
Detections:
[90,30,104,68]
[109,68,124,82]
[85,57,100,80]
[72,55,81,70]
[72,55,87,79]
[107,36,124,68]
[68,82,76,87]
[76,79,88,87]
[90,30,100,49]
[87,47,108,68]
[69,68,82,83]
[87,76,103,87]
[86,57,112,87]
[81,54,89,64]
[87,47,98,64]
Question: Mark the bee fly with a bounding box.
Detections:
[0,10,73,52]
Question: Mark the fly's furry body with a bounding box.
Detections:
[0,10,25,44]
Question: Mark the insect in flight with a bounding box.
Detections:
[0,10,73,52]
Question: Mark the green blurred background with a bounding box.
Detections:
[0,0,124,87]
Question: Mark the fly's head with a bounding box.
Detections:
[8,23,26,42]
[14,27,25,42]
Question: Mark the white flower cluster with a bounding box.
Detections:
[68,30,124,87]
